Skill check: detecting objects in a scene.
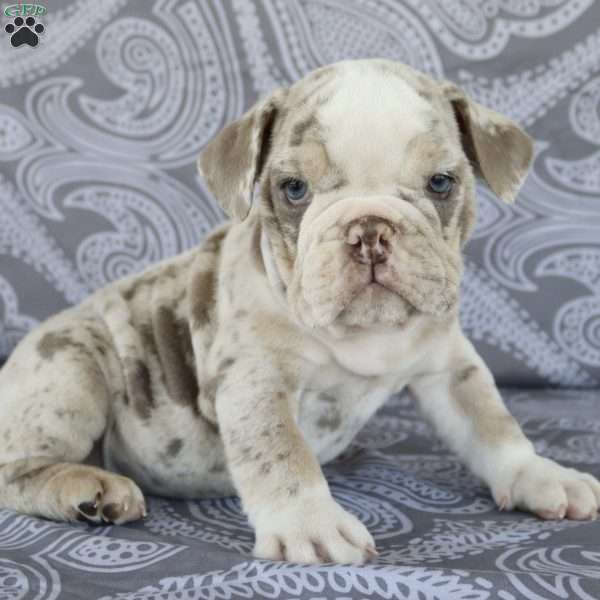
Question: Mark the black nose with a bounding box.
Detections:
[346,217,393,265]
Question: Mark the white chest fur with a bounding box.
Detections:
[293,315,451,463]
[318,316,448,377]
[295,361,406,463]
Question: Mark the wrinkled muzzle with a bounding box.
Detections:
[288,197,462,329]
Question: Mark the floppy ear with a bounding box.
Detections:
[442,83,533,203]
[198,90,285,220]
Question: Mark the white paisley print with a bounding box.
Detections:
[1,1,599,598]
[0,389,598,599]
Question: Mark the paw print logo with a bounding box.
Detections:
[4,16,44,47]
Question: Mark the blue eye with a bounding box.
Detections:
[427,173,455,197]
[282,178,309,204]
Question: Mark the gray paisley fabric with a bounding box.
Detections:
[1,1,600,599]
[1,389,600,599]
[0,0,600,386]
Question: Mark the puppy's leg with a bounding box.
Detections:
[410,332,600,521]
[0,326,145,524]
[215,358,375,564]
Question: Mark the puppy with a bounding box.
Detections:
[0,59,598,565]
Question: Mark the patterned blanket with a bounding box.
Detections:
[0,1,599,386]
[1,389,599,599]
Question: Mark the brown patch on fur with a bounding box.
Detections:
[199,372,224,428]
[199,356,237,426]
[124,358,154,420]
[190,268,216,330]
[430,195,459,230]
[163,265,178,279]
[208,460,226,473]
[219,357,235,370]
[122,273,159,302]
[166,438,184,458]
[457,196,476,245]
[37,332,77,360]
[137,323,168,389]
[139,323,156,353]
[316,408,342,431]
[251,221,266,274]
[153,306,199,413]
[290,114,317,146]
[202,374,223,406]
[202,227,228,253]
[455,365,478,385]
[451,367,521,444]
[325,176,348,192]
[318,392,337,404]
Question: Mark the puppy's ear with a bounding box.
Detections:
[442,83,533,203]
[198,90,285,220]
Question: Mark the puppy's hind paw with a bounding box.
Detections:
[45,465,147,525]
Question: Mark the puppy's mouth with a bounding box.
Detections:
[360,264,397,294]
[348,261,418,304]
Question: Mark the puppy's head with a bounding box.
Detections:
[199,60,533,332]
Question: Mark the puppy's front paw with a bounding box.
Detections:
[500,456,600,521]
[253,495,376,564]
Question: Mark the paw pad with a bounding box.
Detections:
[4,16,44,47]
[76,497,131,525]
[76,492,102,523]
[101,503,123,523]
[77,500,100,519]
[74,482,146,526]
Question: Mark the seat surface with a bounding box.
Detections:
[1,389,599,600]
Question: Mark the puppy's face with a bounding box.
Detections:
[200,60,533,333]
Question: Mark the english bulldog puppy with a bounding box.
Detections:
[0,59,598,565]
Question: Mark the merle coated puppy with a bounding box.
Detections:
[1,59,598,564]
